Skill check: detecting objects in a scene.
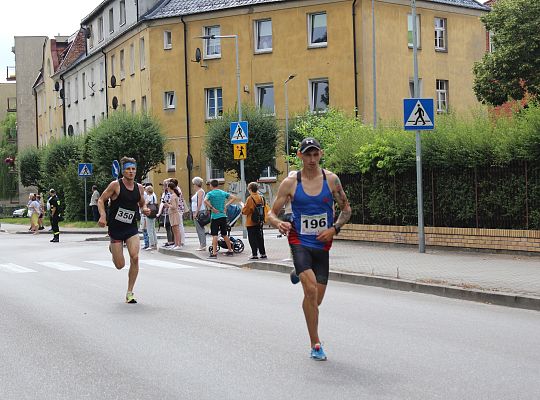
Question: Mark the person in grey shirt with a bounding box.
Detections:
[89,185,100,222]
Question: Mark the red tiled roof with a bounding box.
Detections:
[56,29,87,75]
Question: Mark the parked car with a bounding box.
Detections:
[12,208,28,218]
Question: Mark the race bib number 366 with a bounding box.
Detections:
[300,213,327,235]
[115,207,135,224]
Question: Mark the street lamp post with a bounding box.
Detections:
[199,34,247,237]
[284,74,296,175]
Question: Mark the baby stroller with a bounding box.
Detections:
[208,203,245,255]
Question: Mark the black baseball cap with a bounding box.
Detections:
[299,137,322,153]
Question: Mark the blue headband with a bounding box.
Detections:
[123,162,137,171]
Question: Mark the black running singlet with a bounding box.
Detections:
[108,179,141,231]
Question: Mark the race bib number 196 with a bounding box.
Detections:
[300,213,327,235]
[115,207,135,224]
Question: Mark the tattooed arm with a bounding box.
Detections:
[316,171,352,242]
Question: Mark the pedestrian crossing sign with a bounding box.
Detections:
[78,163,93,177]
[230,121,249,144]
[403,98,434,131]
[233,144,247,160]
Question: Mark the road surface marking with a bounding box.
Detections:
[142,259,196,269]
[0,263,37,273]
[175,257,236,269]
[37,262,89,271]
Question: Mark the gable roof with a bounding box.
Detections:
[55,30,87,76]
[145,0,489,20]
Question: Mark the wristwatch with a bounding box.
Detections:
[333,225,341,235]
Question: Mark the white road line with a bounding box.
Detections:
[85,260,117,269]
[37,262,89,271]
[175,257,237,269]
[0,263,37,273]
[141,259,196,269]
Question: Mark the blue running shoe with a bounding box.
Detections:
[290,269,300,284]
[310,343,327,361]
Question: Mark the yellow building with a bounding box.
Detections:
[34,36,70,147]
[103,0,489,200]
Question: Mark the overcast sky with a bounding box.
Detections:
[0,0,490,83]
[0,1,93,82]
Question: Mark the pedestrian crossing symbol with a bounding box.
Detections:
[403,98,434,131]
[230,121,249,144]
[78,163,93,177]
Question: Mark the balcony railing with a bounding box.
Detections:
[7,97,16,112]
[6,66,15,81]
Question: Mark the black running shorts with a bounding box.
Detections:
[109,226,139,243]
[290,244,330,285]
[210,217,228,236]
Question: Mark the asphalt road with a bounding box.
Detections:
[1,232,539,400]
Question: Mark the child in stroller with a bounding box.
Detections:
[208,202,245,255]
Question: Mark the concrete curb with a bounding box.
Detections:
[158,248,540,312]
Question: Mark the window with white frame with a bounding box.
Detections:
[207,158,224,181]
[436,79,449,113]
[308,12,327,47]
[99,62,104,90]
[120,49,125,79]
[89,25,94,48]
[139,38,146,69]
[409,78,423,97]
[98,17,104,42]
[66,81,71,105]
[74,77,79,103]
[83,119,87,133]
[164,91,176,109]
[167,152,176,172]
[204,26,221,58]
[260,159,276,180]
[111,54,116,76]
[434,18,447,51]
[129,43,135,75]
[164,31,172,49]
[488,31,495,53]
[310,79,329,112]
[255,19,272,52]
[407,14,421,48]
[256,84,275,114]
[120,0,126,26]
[131,100,136,114]
[109,8,114,34]
[92,115,96,127]
[205,88,223,119]
[82,72,86,99]
[90,67,95,94]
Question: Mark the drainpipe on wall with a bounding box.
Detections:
[101,48,109,117]
[181,15,193,200]
[136,0,139,21]
[352,0,359,119]
[60,74,67,136]
[33,86,39,146]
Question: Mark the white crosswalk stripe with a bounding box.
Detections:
[142,259,196,269]
[0,263,37,273]
[85,260,116,269]
[175,257,236,269]
[37,262,89,271]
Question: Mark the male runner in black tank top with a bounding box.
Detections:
[98,157,150,304]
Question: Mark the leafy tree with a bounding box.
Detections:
[473,0,540,105]
[0,113,17,199]
[18,147,44,192]
[85,112,165,183]
[205,105,280,184]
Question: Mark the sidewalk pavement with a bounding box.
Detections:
[3,222,539,310]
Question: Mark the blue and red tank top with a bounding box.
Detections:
[288,170,334,251]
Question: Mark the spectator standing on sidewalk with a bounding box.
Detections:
[157,179,174,248]
[242,182,267,260]
[167,181,184,250]
[144,185,158,251]
[89,185,100,222]
[191,176,207,251]
[28,194,41,234]
[171,178,187,248]
[48,189,61,243]
[36,194,45,230]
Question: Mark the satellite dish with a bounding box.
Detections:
[112,96,118,109]
[186,154,193,170]
[110,75,117,88]
[195,48,201,63]
[54,81,60,91]
[67,125,74,136]
[59,88,64,99]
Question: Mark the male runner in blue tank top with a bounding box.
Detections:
[268,138,352,361]
[97,157,151,304]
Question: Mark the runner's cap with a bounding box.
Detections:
[299,137,321,153]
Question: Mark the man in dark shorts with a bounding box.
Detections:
[98,157,150,303]
[204,179,239,259]
[267,138,352,361]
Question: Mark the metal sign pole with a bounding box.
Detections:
[234,35,247,239]
[84,177,88,223]
[412,0,425,253]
